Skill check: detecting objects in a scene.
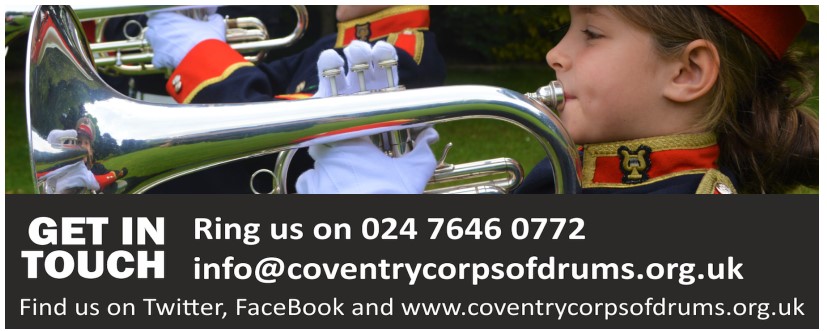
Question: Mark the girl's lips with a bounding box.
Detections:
[562,94,576,111]
[554,93,573,113]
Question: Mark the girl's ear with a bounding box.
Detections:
[663,39,720,103]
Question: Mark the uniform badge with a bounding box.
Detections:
[617,145,652,184]
[355,23,372,41]
[295,81,306,93]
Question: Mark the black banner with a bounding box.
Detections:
[4,195,818,328]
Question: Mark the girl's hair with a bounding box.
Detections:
[611,6,818,193]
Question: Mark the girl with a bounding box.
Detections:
[516,5,818,193]
[302,5,819,194]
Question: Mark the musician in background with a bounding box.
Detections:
[36,119,128,194]
[143,5,446,193]
[97,6,303,98]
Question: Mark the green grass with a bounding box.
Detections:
[432,64,557,182]
[6,79,34,193]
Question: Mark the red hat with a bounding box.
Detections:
[76,123,94,143]
[708,5,806,60]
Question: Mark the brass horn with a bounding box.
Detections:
[253,78,566,194]
[8,5,308,75]
[90,5,309,75]
[27,5,581,194]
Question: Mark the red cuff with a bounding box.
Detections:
[390,30,424,64]
[166,39,252,104]
[95,171,118,189]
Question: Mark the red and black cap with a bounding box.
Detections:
[76,123,94,143]
[708,5,806,60]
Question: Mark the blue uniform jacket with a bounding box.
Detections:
[149,6,446,193]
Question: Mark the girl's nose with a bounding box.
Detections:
[546,45,570,72]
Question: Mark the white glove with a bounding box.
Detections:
[296,127,439,194]
[46,129,77,145]
[313,40,399,97]
[296,41,439,194]
[364,41,399,91]
[145,8,225,69]
[40,161,100,194]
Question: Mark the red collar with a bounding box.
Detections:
[335,6,430,48]
[581,133,720,189]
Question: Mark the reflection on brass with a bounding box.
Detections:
[27,5,581,194]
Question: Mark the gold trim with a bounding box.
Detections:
[696,169,737,194]
[386,30,425,64]
[386,32,399,46]
[182,62,254,104]
[413,30,424,64]
[581,132,718,188]
[583,132,716,156]
[336,5,430,47]
[581,147,598,185]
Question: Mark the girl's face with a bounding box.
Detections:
[547,6,687,144]
[79,137,93,168]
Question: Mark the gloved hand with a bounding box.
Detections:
[313,40,399,97]
[40,161,100,194]
[145,7,225,69]
[46,129,77,145]
[296,41,439,194]
[296,127,439,194]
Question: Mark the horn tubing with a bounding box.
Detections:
[73,5,307,73]
[27,5,580,194]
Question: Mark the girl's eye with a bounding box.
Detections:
[581,29,602,40]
